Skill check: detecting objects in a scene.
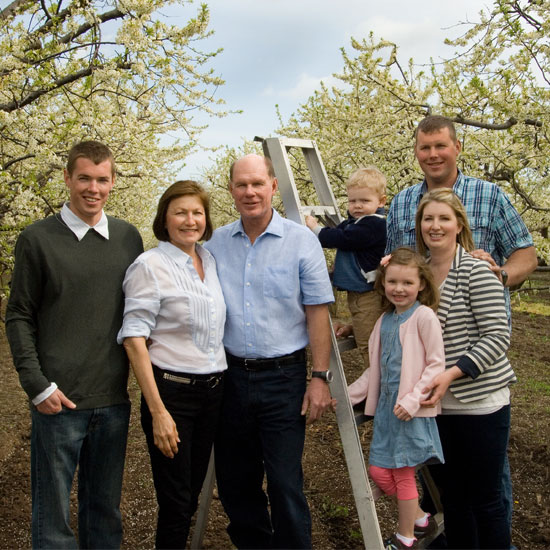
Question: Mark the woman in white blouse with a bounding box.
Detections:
[118,180,226,549]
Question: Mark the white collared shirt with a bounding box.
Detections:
[118,241,227,374]
[61,202,109,240]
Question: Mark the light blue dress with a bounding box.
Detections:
[369,301,444,469]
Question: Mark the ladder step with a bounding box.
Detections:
[279,137,320,149]
[337,336,357,353]
[301,205,338,217]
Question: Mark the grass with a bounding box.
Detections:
[511,271,550,316]
[511,298,550,316]
[522,379,550,397]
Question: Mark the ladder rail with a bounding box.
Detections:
[190,450,216,550]
[301,143,342,227]
[259,138,305,224]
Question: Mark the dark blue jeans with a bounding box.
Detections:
[214,360,311,549]
[436,406,511,550]
[141,367,224,549]
[423,433,514,549]
[31,403,130,549]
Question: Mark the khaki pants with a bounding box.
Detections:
[347,290,383,370]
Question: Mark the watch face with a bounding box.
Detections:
[312,370,332,382]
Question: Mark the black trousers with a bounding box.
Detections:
[141,367,224,549]
[428,406,511,550]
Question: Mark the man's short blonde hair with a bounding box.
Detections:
[346,166,386,197]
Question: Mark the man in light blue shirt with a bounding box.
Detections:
[205,153,334,549]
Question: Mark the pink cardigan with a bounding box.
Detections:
[348,305,445,417]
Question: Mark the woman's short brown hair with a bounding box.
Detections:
[153,180,213,242]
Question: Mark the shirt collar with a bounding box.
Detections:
[158,240,212,267]
[420,169,464,196]
[61,203,109,241]
[231,209,284,239]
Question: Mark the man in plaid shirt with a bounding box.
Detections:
[386,115,537,302]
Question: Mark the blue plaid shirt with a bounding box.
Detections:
[386,171,534,319]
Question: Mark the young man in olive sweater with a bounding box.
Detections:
[6,141,143,549]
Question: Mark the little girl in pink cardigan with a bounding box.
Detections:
[348,247,445,549]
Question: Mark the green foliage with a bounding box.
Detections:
[320,497,350,520]
[523,379,550,397]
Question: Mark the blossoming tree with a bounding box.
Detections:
[0,0,226,297]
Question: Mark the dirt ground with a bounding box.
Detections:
[0,290,549,549]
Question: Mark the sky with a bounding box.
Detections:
[167,0,492,177]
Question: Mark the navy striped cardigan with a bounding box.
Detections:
[438,245,516,403]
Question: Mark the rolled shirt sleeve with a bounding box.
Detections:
[117,259,161,343]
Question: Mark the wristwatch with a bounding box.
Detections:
[501,269,509,287]
[311,370,333,383]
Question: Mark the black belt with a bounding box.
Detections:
[226,349,306,371]
[153,365,224,389]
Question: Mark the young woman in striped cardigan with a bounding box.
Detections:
[417,188,515,550]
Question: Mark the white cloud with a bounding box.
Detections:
[263,73,341,100]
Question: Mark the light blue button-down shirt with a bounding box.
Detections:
[385,171,533,263]
[205,209,334,359]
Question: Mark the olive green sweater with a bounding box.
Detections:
[6,214,143,409]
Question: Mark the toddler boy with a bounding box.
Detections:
[305,166,387,369]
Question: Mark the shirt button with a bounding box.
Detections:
[246,282,250,286]
[248,343,252,347]
[247,263,251,267]
[246,302,250,307]
[246,322,250,326]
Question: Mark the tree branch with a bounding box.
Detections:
[57,8,124,46]
[23,5,125,53]
[0,61,132,112]
[40,0,51,21]
[453,115,542,130]
[26,1,94,41]
[0,0,34,20]
[2,153,35,170]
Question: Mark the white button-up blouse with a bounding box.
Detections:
[118,240,227,374]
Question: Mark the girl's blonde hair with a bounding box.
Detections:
[415,188,475,256]
[374,247,439,312]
